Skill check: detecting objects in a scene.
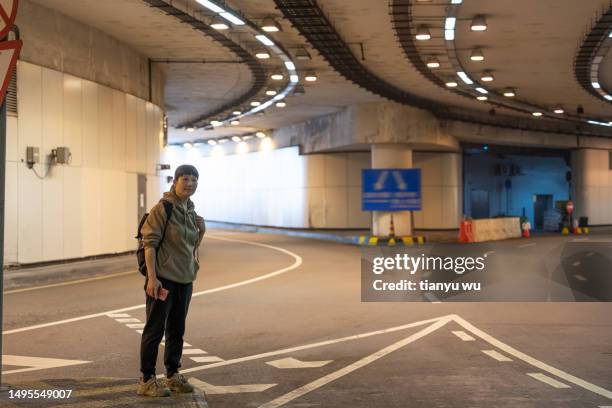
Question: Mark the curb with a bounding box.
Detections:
[357,236,427,246]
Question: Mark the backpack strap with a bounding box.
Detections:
[158,201,174,248]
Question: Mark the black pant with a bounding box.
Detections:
[140,276,193,379]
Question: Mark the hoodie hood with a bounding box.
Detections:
[162,191,195,210]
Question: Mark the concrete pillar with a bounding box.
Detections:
[371,144,413,237]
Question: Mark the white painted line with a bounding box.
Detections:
[3,235,303,335]
[189,377,276,394]
[174,315,452,377]
[450,315,612,399]
[266,357,332,369]
[4,271,136,295]
[598,406,612,407]
[572,261,581,267]
[527,373,571,389]
[452,331,475,341]
[518,243,536,248]
[573,238,590,242]
[574,274,587,281]
[126,323,145,329]
[182,349,207,355]
[107,313,131,318]
[183,342,192,347]
[2,355,91,375]
[424,292,441,303]
[482,350,512,362]
[484,250,496,256]
[115,318,140,323]
[257,318,451,408]
[190,356,224,363]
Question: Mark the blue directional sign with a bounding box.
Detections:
[362,168,421,211]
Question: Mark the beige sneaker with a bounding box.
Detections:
[137,376,172,397]
[165,373,195,393]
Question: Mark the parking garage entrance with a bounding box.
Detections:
[463,144,571,230]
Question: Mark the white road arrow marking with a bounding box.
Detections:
[373,171,388,190]
[189,377,276,395]
[266,357,332,369]
[391,171,407,190]
[2,355,90,375]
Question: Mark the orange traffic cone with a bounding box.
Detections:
[459,218,473,243]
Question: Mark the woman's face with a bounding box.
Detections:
[175,174,198,199]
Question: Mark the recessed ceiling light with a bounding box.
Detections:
[470,15,488,31]
[426,57,440,68]
[232,110,242,115]
[276,101,287,108]
[207,139,217,145]
[210,120,223,127]
[415,25,431,41]
[305,71,318,81]
[255,49,270,59]
[553,106,564,114]
[210,16,229,30]
[532,112,543,117]
[476,95,488,101]
[470,48,485,62]
[261,17,281,32]
[503,88,516,97]
[231,136,242,142]
[270,73,284,80]
[480,71,494,82]
[183,142,193,149]
[445,81,458,87]
[592,82,601,89]
[450,0,463,3]
[186,127,195,132]
[604,94,612,101]
[256,131,266,138]
[266,89,278,96]
[250,101,261,107]
[230,120,240,125]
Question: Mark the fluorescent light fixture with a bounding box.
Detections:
[255,50,271,59]
[476,95,488,101]
[470,49,485,61]
[265,89,278,96]
[604,94,612,101]
[186,127,195,132]
[211,120,223,127]
[532,112,543,117]
[457,71,473,85]
[609,32,612,38]
[276,101,286,108]
[470,15,487,31]
[273,93,285,101]
[210,16,229,30]
[426,57,440,68]
[255,34,275,46]
[256,131,266,138]
[231,136,242,142]
[587,120,612,127]
[207,139,217,145]
[233,110,242,115]
[444,29,455,41]
[230,120,240,125]
[445,81,458,87]
[196,0,224,13]
[250,101,261,107]
[416,26,431,41]
[553,107,564,114]
[476,87,488,94]
[284,61,296,70]
[503,88,516,97]
[450,0,462,3]
[445,17,456,30]
[592,82,601,89]
[304,71,318,81]
[183,142,193,149]
[290,74,299,83]
[261,17,281,32]
[480,71,494,82]
[220,12,245,25]
[271,73,284,80]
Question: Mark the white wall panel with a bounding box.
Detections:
[18,62,42,160]
[42,166,64,261]
[135,98,147,173]
[112,90,126,171]
[82,80,99,168]
[63,75,82,166]
[18,165,43,264]
[81,167,101,257]
[125,94,137,172]
[99,169,115,254]
[325,186,348,227]
[6,116,18,162]
[145,103,157,175]
[325,154,347,188]
[126,173,138,251]
[572,149,612,225]
[4,162,18,264]
[98,85,113,169]
[63,166,83,259]
[42,68,63,162]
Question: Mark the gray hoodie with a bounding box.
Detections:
[141,191,201,283]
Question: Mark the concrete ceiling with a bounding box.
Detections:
[35,0,612,144]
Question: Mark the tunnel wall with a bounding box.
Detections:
[572,149,612,226]
[4,61,164,265]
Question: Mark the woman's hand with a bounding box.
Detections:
[146,277,163,299]
[196,215,205,233]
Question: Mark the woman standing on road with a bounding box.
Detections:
[137,164,205,397]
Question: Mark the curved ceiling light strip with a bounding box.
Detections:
[392,0,612,135]
[277,0,611,136]
[143,0,297,131]
[574,5,612,103]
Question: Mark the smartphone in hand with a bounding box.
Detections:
[158,287,169,301]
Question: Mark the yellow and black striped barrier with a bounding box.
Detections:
[357,235,427,246]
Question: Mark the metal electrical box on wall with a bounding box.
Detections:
[26,146,39,168]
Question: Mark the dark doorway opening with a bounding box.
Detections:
[533,194,553,230]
